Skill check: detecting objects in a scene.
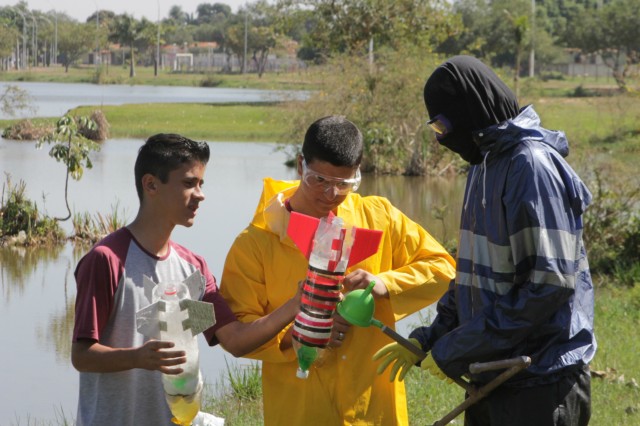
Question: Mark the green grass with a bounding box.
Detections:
[522,95,640,175]
[201,360,264,426]
[589,284,640,425]
[0,64,323,91]
[0,103,290,142]
[72,102,288,141]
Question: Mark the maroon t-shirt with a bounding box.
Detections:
[73,227,236,425]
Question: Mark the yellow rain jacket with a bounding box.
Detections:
[220,178,456,426]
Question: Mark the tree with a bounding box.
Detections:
[225,23,245,72]
[195,3,231,24]
[168,5,189,25]
[445,0,533,72]
[0,85,34,117]
[109,14,141,77]
[0,23,18,69]
[86,10,115,67]
[503,10,529,98]
[290,0,456,61]
[37,115,99,222]
[134,18,160,68]
[284,47,446,175]
[564,0,640,91]
[249,26,277,77]
[57,21,94,72]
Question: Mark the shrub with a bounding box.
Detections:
[2,119,53,141]
[0,175,65,245]
[582,167,640,279]
[72,202,127,244]
[200,74,223,87]
[281,47,457,175]
[79,110,110,141]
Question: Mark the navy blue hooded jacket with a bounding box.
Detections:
[412,57,596,386]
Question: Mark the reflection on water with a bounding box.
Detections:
[0,137,465,423]
[0,244,66,301]
[361,174,464,249]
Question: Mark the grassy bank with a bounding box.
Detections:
[0,64,322,91]
[0,102,290,142]
[72,103,289,141]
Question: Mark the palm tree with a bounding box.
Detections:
[109,14,140,77]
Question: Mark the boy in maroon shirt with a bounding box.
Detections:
[72,133,299,426]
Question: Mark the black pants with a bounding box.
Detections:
[464,366,591,426]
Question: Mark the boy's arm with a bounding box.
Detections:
[214,289,300,357]
[71,338,187,373]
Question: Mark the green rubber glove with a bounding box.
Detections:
[420,353,453,383]
[372,338,423,382]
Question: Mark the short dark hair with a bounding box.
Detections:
[134,133,210,201]
[301,115,363,167]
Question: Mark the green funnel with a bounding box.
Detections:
[337,281,375,327]
[337,281,427,359]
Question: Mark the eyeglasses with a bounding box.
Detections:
[301,159,361,195]
[426,114,451,138]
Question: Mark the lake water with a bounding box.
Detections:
[0,82,465,424]
[0,81,308,119]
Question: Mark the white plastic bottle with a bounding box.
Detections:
[158,282,202,426]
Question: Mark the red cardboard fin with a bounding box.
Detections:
[287,211,382,266]
[287,211,320,259]
[348,228,383,267]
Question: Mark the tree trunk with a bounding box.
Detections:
[129,43,135,78]
[55,137,72,222]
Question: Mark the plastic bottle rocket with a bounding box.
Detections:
[291,215,350,378]
[136,275,216,426]
[287,212,383,379]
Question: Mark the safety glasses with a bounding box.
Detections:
[301,159,361,195]
[426,114,452,138]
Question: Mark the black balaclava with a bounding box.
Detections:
[423,55,520,164]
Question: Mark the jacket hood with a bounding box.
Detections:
[474,105,570,159]
[251,178,298,239]
[470,105,589,217]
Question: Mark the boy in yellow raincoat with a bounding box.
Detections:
[220,115,456,425]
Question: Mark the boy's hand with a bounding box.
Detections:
[329,314,351,348]
[136,340,186,374]
[343,269,388,298]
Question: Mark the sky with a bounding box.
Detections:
[8,0,249,22]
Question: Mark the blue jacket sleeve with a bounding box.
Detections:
[408,278,458,353]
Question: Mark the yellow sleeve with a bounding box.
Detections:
[368,198,457,322]
[220,227,297,364]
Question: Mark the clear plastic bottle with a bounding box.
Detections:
[158,282,202,425]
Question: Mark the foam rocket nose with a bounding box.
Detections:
[337,282,375,327]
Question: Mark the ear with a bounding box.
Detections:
[142,174,158,194]
[296,154,304,176]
